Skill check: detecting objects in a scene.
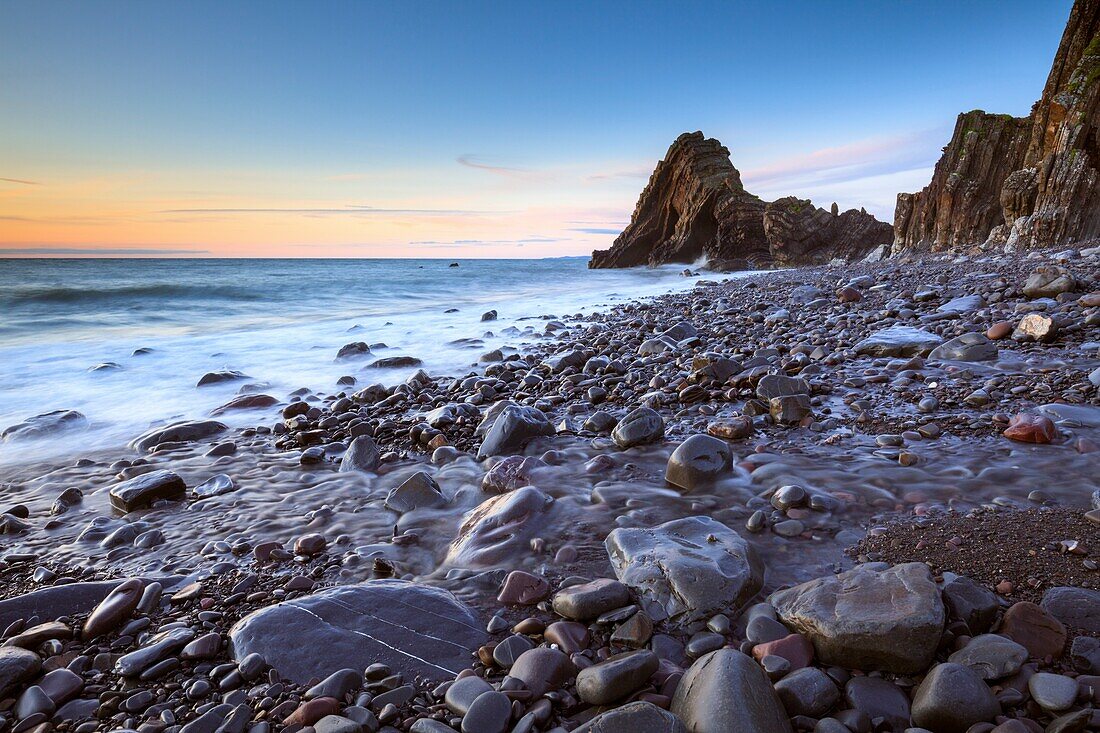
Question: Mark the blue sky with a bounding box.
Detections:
[0,0,1073,257]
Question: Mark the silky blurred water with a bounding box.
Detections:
[0,258,708,464]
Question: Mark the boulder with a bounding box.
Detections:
[108,470,186,512]
[612,407,665,448]
[769,562,945,674]
[477,404,555,459]
[1041,586,1100,633]
[1,410,87,442]
[445,487,554,567]
[910,662,1000,733]
[573,701,687,733]
[928,332,999,362]
[339,436,380,473]
[670,648,793,733]
[229,581,484,683]
[1023,266,1076,298]
[384,472,445,513]
[854,327,943,357]
[606,516,763,630]
[129,420,226,452]
[664,434,732,490]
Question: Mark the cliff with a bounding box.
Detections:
[589,132,891,269]
[895,0,1100,252]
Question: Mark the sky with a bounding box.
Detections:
[0,0,1074,258]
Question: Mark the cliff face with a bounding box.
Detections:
[895,0,1100,252]
[589,132,891,269]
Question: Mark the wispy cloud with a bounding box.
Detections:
[159,205,503,216]
[584,167,651,182]
[742,128,947,190]
[0,177,40,186]
[0,246,209,255]
[567,227,619,235]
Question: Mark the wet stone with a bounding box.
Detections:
[911,662,1000,733]
[339,436,380,473]
[82,578,143,639]
[461,690,511,733]
[385,471,445,513]
[507,647,576,696]
[477,404,555,459]
[854,326,943,357]
[1041,586,1100,633]
[928,332,998,362]
[947,634,1029,679]
[1027,672,1078,712]
[999,601,1067,659]
[229,580,485,683]
[664,434,732,490]
[774,666,840,718]
[843,676,910,732]
[108,470,186,512]
[552,579,631,621]
[575,649,659,705]
[611,407,665,448]
[444,675,492,716]
[573,700,687,733]
[670,648,792,733]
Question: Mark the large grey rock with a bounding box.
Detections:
[1023,266,1075,299]
[108,470,186,512]
[928,332,998,362]
[670,648,792,733]
[1041,586,1100,633]
[612,407,665,448]
[756,374,810,400]
[445,487,554,567]
[854,327,943,357]
[477,404,555,459]
[947,634,1029,679]
[773,667,839,718]
[2,410,87,442]
[229,581,484,683]
[339,436,380,473]
[0,647,41,698]
[573,701,687,733]
[769,562,945,674]
[576,650,659,705]
[606,516,763,630]
[911,662,999,733]
[664,434,732,490]
[551,579,631,621]
[129,420,227,452]
[384,471,445,513]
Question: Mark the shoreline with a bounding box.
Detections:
[1,246,1098,733]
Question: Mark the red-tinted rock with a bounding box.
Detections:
[82,578,143,640]
[1003,414,1057,444]
[751,633,814,671]
[986,321,1014,340]
[283,697,339,725]
[1000,601,1067,659]
[544,621,590,654]
[497,570,550,606]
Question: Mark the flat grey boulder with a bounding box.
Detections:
[928,332,998,362]
[229,581,484,683]
[339,435,381,473]
[612,407,665,448]
[573,701,686,733]
[129,420,227,452]
[854,327,943,357]
[769,562,944,674]
[2,410,88,442]
[1041,586,1100,633]
[108,470,186,512]
[606,516,763,630]
[670,648,792,733]
[0,647,42,698]
[1023,265,1075,299]
[446,486,554,568]
[385,471,445,513]
[477,404,555,459]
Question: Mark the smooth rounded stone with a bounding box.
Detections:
[129,419,227,452]
[756,374,810,400]
[339,436,381,473]
[507,648,576,696]
[193,473,235,499]
[314,716,363,733]
[1027,672,1078,712]
[0,579,143,630]
[685,631,725,658]
[493,634,535,668]
[843,676,910,731]
[854,326,943,357]
[1002,414,1058,444]
[83,578,143,640]
[576,650,659,705]
[444,675,492,716]
[607,516,763,630]
[384,471,445,513]
[999,601,1067,658]
[461,690,511,733]
[369,355,422,368]
[769,562,945,674]
[769,394,812,425]
[943,575,1000,634]
[115,627,195,676]
[552,579,631,621]
[706,416,754,440]
[1023,265,1076,298]
[670,648,793,733]
[108,470,186,512]
[947,634,1029,679]
[497,570,550,605]
[911,663,999,733]
[928,332,998,362]
[477,404,555,459]
[446,487,554,567]
[611,407,665,449]
[664,435,732,490]
[544,621,590,653]
[210,393,279,415]
[573,701,687,733]
[306,669,363,700]
[179,632,222,660]
[411,720,457,733]
[1041,586,1100,633]
[774,667,839,718]
[37,668,83,705]
[229,580,485,683]
[16,685,55,719]
[1,410,87,442]
[747,615,790,644]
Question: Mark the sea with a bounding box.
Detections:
[0,257,712,465]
